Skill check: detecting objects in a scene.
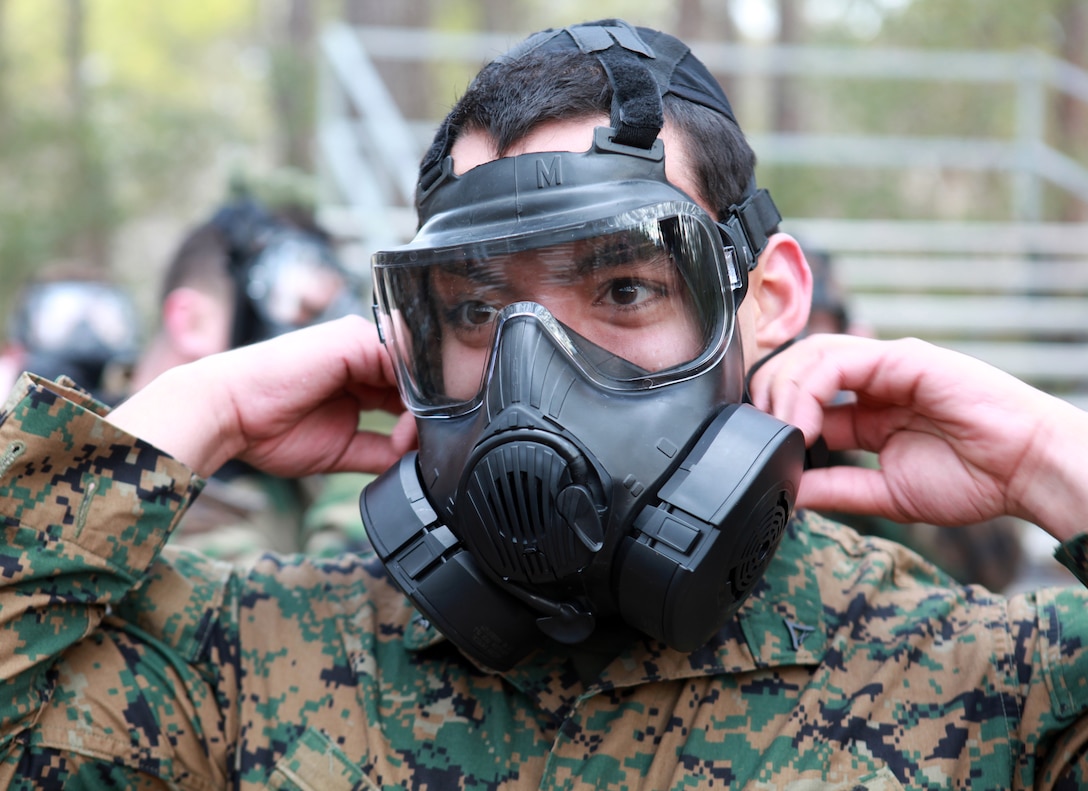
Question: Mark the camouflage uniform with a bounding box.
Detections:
[3,374,1088,790]
[169,464,372,566]
[168,462,311,565]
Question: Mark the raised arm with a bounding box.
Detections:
[748,334,1088,543]
[108,315,415,479]
[0,316,413,783]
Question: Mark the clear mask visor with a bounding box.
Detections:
[373,204,740,415]
[18,280,140,359]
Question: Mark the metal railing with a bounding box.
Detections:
[317,24,1088,242]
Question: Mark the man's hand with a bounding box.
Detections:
[108,316,415,479]
[748,334,1088,542]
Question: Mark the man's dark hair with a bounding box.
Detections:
[434,48,757,221]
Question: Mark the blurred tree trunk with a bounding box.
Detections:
[65,0,85,119]
[1055,0,1087,221]
[342,0,433,121]
[675,0,700,45]
[270,0,317,172]
[479,0,519,32]
[773,0,803,133]
[0,0,8,135]
[65,0,110,270]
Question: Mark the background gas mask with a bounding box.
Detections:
[9,279,141,404]
[362,120,805,670]
[210,198,365,348]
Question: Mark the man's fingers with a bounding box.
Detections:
[796,465,897,519]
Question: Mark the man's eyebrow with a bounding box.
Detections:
[573,239,671,276]
[572,239,635,274]
[437,259,508,288]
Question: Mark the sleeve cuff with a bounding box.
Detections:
[0,373,204,579]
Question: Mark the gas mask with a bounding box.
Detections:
[361,20,805,670]
[10,279,141,403]
[210,199,365,348]
[363,137,804,669]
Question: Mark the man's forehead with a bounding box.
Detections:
[448,120,710,216]
[433,253,574,289]
[449,117,606,176]
[434,235,665,284]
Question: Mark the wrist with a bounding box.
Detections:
[1012,397,1088,542]
[108,364,243,477]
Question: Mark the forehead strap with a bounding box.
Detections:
[499,20,735,151]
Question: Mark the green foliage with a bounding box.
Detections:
[865,0,1063,51]
[0,1,265,327]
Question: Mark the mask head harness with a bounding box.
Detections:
[362,20,803,670]
[209,198,363,348]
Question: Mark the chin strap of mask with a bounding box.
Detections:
[743,338,830,471]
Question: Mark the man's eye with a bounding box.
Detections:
[602,278,656,306]
[451,301,499,327]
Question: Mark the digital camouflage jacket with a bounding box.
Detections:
[3,374,1088,790]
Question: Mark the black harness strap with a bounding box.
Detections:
[421,20,781,264]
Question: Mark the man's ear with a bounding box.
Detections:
[747,232,813,356]
[161,287,232,360]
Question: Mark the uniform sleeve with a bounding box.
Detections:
[1018,538,1088,788]
[0,374,204,769]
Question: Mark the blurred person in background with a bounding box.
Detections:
[128,191,372,564]
[802,242,1024,591]
[1,267,141,405]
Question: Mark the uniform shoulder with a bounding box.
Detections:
[798,509,964,592]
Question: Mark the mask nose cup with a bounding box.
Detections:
[458,309,609,586]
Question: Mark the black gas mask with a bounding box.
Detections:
[210,199,365,348]
[361,21,805,670]
[9,279,141,403]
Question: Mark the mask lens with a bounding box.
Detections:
[374,204,738,414]
[246,235,362,335]
[19,281,139,360]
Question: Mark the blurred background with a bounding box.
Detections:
[2,0,1087,404]
[2,2,1086,393]
[1,0,1085,588]
[0,8,1083,263]
[1,1,1086,383]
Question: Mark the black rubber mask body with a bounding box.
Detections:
[363,20,799,670]
[362,300,803,670]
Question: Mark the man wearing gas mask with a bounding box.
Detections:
[130,195,362,389]
[359,23,809,669]
[4,20,1088,790]
[128,194,370,563]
